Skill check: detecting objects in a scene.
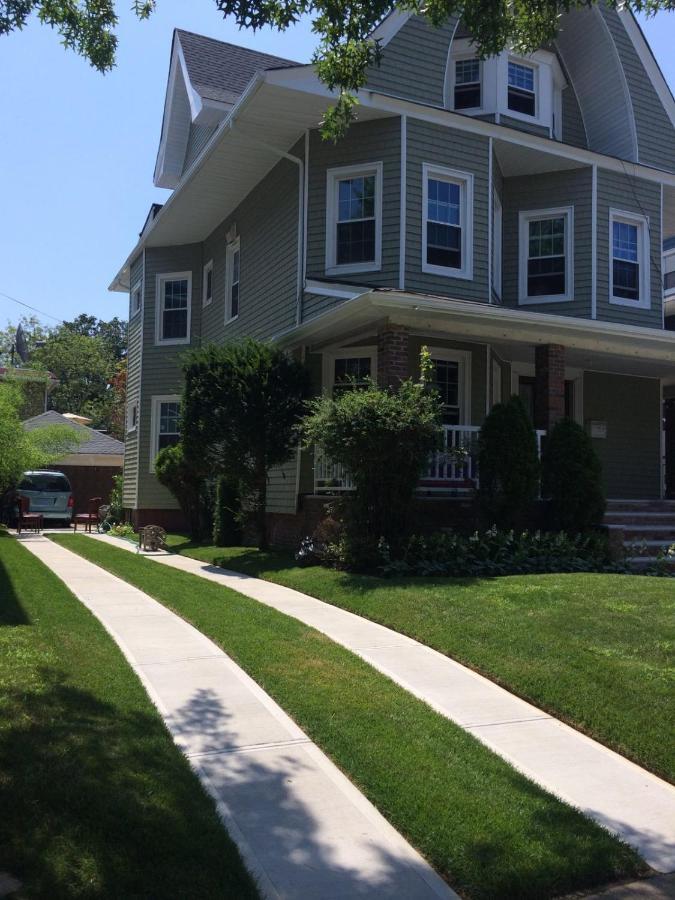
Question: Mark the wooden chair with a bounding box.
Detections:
[16,495,43,534]
[73,497,102,533]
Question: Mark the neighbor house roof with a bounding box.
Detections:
[176,29,300,106]
[22,410,124,457]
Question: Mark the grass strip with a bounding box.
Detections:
[168,540,675,783]
[0,532,258,899]
[52,532,646,900]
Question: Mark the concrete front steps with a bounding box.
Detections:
[604,500,675,569]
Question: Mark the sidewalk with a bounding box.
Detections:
[89,533,675,875]
[17,534,453,900]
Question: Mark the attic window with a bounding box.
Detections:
[508,61,536,116]
[454,58,481,110]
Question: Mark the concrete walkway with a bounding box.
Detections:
[17,534,453,900]
[88,533,675,875]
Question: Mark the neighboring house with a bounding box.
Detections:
[0,367,58,418]
[22,411,124,512]
[111,11,675,537]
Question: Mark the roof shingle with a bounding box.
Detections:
[22,411,125,456]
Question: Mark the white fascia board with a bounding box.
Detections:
[263,67,675,187]
[175,37,204,122]
[275,289,675,364]
[620,10,675,131]
[305,279,366,299]
[370,10,412,46]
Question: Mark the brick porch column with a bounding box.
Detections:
[534,343,566,431]
[377,324,409,390]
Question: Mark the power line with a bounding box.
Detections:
[0,289,63,323]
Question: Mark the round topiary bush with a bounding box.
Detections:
[478,395,540,530]
[542,418,606,533]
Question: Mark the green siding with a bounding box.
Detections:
[596,168,662,329]
[366,15,457,107]
[183,123,216,173]
[405,119,490,301]
[123,253,144,508]
[561,84,588,149]
[599,7,675,173]
[306,118,401,289]
[501,167,593,318]
[583,372,661,498]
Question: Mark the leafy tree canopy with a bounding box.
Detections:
[2,0,669,138]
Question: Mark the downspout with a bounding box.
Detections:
[228,122,305,326]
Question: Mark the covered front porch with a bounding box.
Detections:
[280,291,675,502]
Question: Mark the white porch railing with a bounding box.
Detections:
[313,425,547,494]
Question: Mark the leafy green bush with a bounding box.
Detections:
[213,476,241,547]
[108,523,135,538]
[478,396,540,530]
[377,528,621,578]
[155,442,208,539]
[107,472,124,524]
[542,418,605,532]
[303,377,442,570]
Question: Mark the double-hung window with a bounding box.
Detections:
[508,61,536,116]
[428,349,471,425]
[202,259,213,307]
[323,348,376,396]
[156,272,191,344]
[225,239,240,322]
[326,163,382,274]
[610,210,650,308]
[131,280,142,317]
[519,207,573,303]
[454,58,481,110]
[150,395,180,469]
[422,164,473,279]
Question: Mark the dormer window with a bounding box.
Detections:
[508,61,536,116]
[454,59,481,110]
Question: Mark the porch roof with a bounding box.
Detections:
[276,289,675,382]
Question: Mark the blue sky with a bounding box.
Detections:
[0,5,673,330]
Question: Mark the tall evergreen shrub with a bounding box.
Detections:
[213,476,241,547]
[478,395,540,530]
[542,418,605,532]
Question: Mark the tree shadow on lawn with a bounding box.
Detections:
[0,556,31,625]
[0,667,257,899]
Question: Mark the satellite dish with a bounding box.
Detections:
[15,324,29,363]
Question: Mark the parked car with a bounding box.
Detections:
[14,471,74,526]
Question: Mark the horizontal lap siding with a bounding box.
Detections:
[183,124,216,173]
[405,120,490,301]
[366,16,457,107]
[201,148,301,345]
[584,372,661,498]
[499,116,550,138]
[301,291,345,322]
[123,254,144,508]
[502,167,592,318]
[306,118,401,291]
[600,7,675,173]
[561,85,588,149]
[596,169,662,328]
[138,243,203,510]
[266,454,299,514]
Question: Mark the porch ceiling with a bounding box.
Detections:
[493,141,586,177]
[279,290,675,381]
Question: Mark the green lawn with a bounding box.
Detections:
[51,533,646,900]
[165,538,675,784]
[0,532,259,899]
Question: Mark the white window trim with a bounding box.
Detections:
[428,347,472,425]
[155,271,192,346]
[518,206,574,305]
[609,208,651,310]
[126,399,139,434]
[505,56,539,122]
[493,190,503,300]
[149,394,181,473]
[325,162,383,276]
[664,247,675,299]
[322,346,377,396]
[225,238,240,324]
[202,259,214,307]
[449,52,483,114]
[422,164,474,280]
[130,279,143,318]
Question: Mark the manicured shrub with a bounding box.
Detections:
[212,476,241,547]
[378,527,620,578]
[303,376,442,570]
[478,396,540,530]
[182,340,310,549]
[541,418,606,533]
